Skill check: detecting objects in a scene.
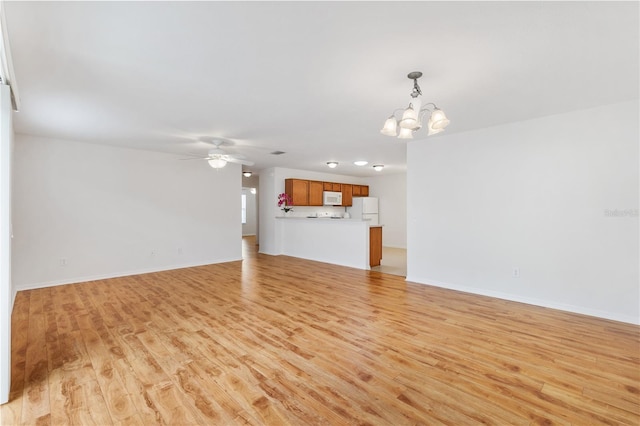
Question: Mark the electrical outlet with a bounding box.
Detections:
[177,247,183,255]
[59,258,67,267]
[512,267,520,278]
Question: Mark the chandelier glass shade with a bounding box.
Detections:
[398,127,414,139]
[380,116,398,136]
[429,108,450,130]
[381,72,450,139]
[399,105,419,129]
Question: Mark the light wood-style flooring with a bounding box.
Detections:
[1,236,639,425]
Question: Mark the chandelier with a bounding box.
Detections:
[381,71,450,139]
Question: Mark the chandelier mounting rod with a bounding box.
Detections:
[408,71,423,98]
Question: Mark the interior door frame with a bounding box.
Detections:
[0,83,12,405]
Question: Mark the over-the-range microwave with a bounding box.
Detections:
[323,191,342,205]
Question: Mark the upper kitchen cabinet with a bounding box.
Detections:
[286,179,367,206]
[323,182,342,192]
[352,185,369,197]
[341,184,353,206]
[285,178,309,206]
[308,181,324,206]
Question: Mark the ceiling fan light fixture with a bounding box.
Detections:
[327,161,338,168]
[208,158,227,169]
[354,160,368,166]
[373,164,384,172]
[243,171,252,177]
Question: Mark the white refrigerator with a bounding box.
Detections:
[349,197,379,225]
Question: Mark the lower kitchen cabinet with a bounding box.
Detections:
[369,226,382,267]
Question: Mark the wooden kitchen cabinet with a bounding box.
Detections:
[287,179,369,206]
[353,185,369,197]
[323,182,342,192]
[341,184,352,206]
[369,226,382,267]
[285,178,309,206]
[308,180,324,206]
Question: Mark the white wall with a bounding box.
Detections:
[259,167,368,255]
[12,134,242,290]
[258,169,277,255]
[0,84,13,405]
[407,101,639,324]
[242,187,257,236]
[365,172,406,248]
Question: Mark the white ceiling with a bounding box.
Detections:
[4,1,639,177]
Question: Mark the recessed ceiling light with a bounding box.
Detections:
[243,171,252,177]
[373,165,384,172]
[353,160,368,166]
[326,161,338,168]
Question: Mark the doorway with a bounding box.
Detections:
[371,247,407,277]
[241,172,259,255]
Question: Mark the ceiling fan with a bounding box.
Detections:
[183,140,254,169]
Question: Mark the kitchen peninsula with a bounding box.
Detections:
[275,217,382,270]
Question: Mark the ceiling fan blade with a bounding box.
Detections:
[179,156,209,160]
[226,157,254,166]
[226,153,247,160]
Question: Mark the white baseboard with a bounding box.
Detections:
[258,249,281,256]
[15,257,243,292]
[405,275,640,325]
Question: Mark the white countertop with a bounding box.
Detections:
[275,217,383,226]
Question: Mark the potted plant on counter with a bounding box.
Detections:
[277,192,293,216]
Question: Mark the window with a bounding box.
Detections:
[241,193,247,224]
